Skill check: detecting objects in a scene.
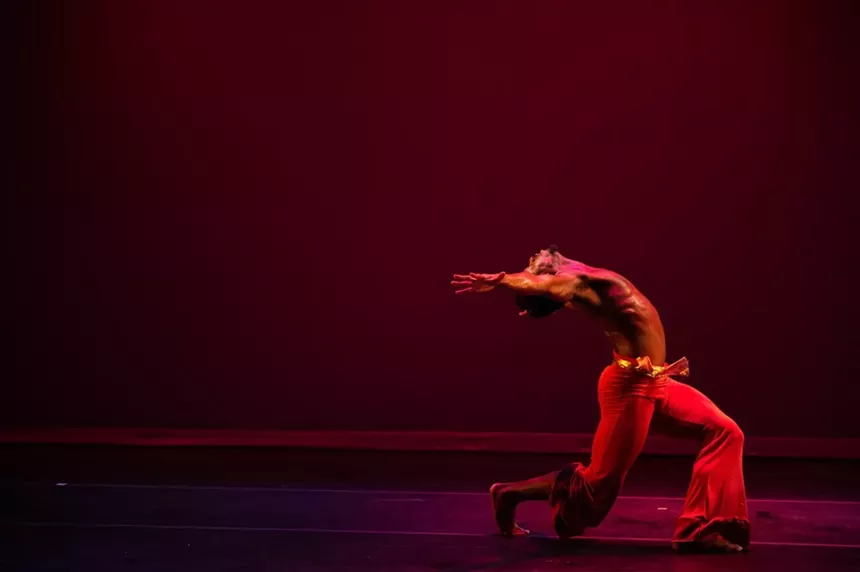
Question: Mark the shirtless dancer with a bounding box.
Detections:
[451,247,750,552]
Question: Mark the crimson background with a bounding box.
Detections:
[6,1,858,437]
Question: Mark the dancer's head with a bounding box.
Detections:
[527,245,563,275]
[520,245,566,318]
[515,295,565,318]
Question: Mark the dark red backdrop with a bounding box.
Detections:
[6,1,857,437]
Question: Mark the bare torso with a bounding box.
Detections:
[557,262,667,364]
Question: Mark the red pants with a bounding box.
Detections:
[550,358,750,548]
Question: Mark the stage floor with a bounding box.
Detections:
[2,446,859,571]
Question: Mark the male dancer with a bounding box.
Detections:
[451,247,749,552]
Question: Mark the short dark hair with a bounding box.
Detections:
[515,295,564,318]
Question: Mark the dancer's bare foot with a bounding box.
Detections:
[490,483,529,537]
[673,534,745,554]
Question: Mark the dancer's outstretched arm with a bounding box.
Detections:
[451,271,577,302]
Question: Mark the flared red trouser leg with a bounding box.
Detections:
[656,379,750,548]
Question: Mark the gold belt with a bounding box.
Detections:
[615,355,690,378]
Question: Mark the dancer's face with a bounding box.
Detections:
[527,249,559,274]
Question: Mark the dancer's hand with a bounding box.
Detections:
[451,272,506,294]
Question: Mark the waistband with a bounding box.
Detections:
[612,353,690,379]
